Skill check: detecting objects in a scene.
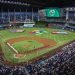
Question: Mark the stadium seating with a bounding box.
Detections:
[0,41,75,75]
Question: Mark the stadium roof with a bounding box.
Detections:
[20,0,75,7]
[0,0,75,12]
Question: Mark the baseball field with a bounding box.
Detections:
[0,27,75,64]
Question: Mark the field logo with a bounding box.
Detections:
[46,8,60,17]
[49,9,55,16]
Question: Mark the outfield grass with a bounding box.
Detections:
[0,28,75,63]
[12,40,43,53]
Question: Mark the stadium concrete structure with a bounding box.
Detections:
[0,0,75,75]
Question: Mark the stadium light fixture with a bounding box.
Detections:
[0,0,31,6]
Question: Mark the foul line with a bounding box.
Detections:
[7,42,18,54]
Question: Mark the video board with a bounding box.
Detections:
[45,8,60,17]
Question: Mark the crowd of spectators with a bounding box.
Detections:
[0,42,75,75]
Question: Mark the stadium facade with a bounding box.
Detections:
[0,0,42,24]
[39,7,75,30]
[0,0,75,30]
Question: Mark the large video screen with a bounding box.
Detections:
[45,8,60,17]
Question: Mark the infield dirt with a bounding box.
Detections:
[6,36,57,54]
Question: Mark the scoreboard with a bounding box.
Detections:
[39,8,61,18]
[45,8,60,17]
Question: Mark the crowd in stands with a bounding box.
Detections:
[0,42,75,75]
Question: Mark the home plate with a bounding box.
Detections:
[14,54,26,58]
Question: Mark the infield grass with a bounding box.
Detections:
[12,40,43,53]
